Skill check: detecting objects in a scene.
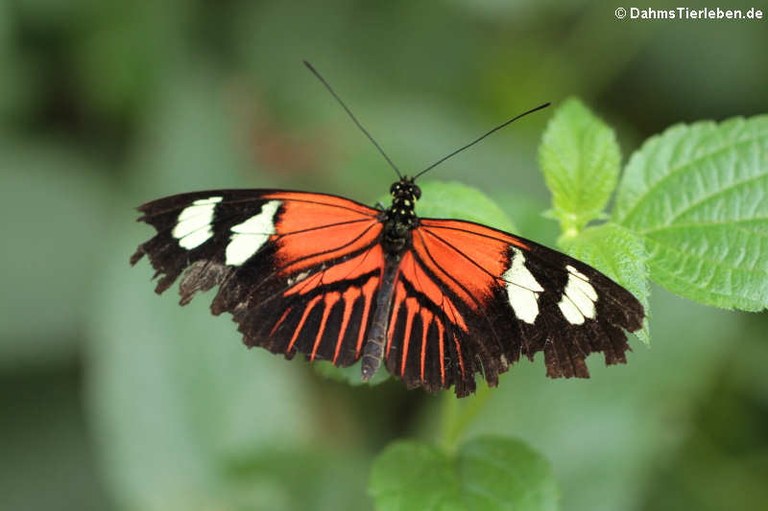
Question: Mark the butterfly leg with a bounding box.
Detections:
[361,259,400,381]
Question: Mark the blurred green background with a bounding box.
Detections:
[1,1,766,510]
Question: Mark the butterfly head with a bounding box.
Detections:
[390,177,421,203]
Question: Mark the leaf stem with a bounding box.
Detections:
[439,383,492,453]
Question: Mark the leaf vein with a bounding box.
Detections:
[620,129,767,224]
[662,173,768,226]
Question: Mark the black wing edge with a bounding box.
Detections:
[510,240,644,380]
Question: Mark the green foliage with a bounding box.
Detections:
[539,98,621,237]
[416,181,517,232]
[540,102,766,321]
[614,116,768,311]
[369,437,558,511]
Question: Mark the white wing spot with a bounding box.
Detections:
[503,248,544,324]
[172,196,223,249]
[225,200,282,266]
[558,265,598,325]
[566,264,589,281]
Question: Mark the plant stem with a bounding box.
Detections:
[439,382,492,453]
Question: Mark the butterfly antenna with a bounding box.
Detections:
[413,102,550,180]
[304,61,403,179]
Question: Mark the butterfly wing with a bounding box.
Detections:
[131,189,385,366]
[133,189,644,397]
[385,218,644,397]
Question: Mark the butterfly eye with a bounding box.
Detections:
[390,183,399,196]
[412,185,422,200]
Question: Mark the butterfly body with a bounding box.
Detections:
[132,178,643,397]
[361,177,422,379]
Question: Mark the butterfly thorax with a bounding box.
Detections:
[381,178,421,257]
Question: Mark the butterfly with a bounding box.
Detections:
[131,64,644,398]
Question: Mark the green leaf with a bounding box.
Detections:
[614,115,768,311]
[369,436,559,511]
[539,98,621,236]
[560,223,650,344]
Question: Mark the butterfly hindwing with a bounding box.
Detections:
[131,189,385,366]
[384,248,483,396]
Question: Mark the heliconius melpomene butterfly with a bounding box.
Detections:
[131,62,644,397]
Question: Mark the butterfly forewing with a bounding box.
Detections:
[131,190,385,366]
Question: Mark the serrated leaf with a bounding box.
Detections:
[369,436,559,511]
[560,223,650,343]
[614,115,768,311]
[539,98,621,235]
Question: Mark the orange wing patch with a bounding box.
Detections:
[398,251,467,331]
[419,219,529,250]
[411,225,505,309]
[265,192,382,274]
